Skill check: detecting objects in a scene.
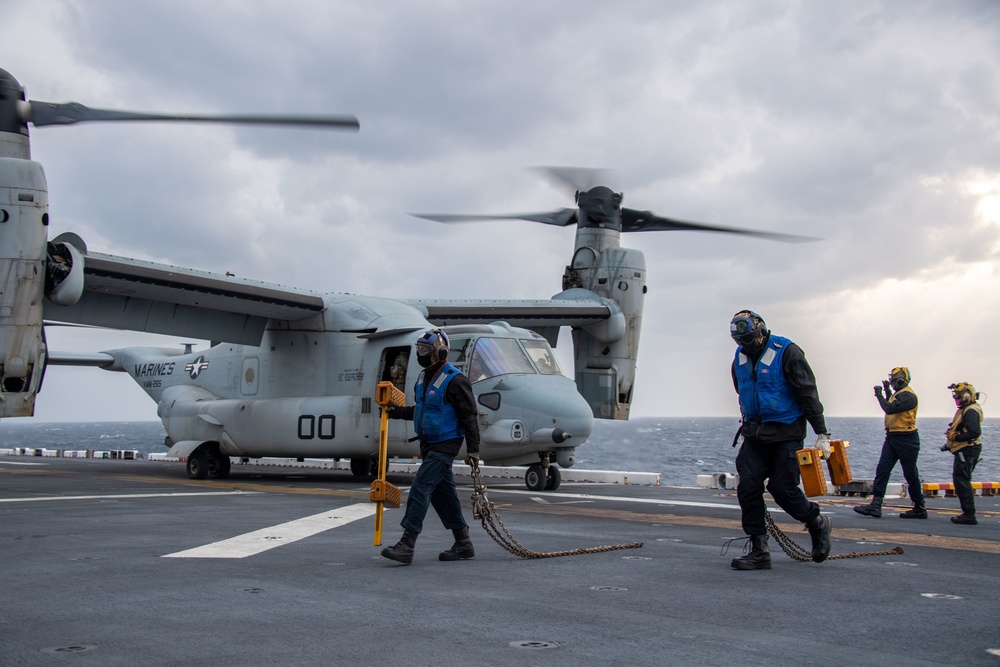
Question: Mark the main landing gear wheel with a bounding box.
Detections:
[544,465,561,491]
[187,449,210,480]
[525,464,547,491]
[350,457,376,479]
[209,453,231,479]
[187,446,231,480]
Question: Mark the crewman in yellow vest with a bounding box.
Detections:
[855,367,926,519]
[943,382,984,525]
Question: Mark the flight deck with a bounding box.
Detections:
[1,454,998,666]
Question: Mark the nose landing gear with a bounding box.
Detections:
[524,454,561,491]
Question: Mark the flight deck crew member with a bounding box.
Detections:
[854,367,926,519]
[729,310,833,570]
[381,328,480,564]
[944,382,984,525]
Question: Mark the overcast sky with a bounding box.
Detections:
[3,0,999,423]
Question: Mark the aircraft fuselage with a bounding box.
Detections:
[102,299,592,475]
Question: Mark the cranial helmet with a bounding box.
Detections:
[889,367,910,390]
[730,310,767,349]
[949,382,977,406]
[416,328,450,367]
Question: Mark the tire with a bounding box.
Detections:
[350,457,375,478]
[209,453,231,479]
[544,465,561,491]
[525,464,546,491]
[187,449,209,480]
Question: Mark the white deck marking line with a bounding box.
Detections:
[493,489,764,512]
[498,489,808,516]
[0,461,45,466]
[496,488,740,509]
[163,503,376,559]
[0,491,258,503]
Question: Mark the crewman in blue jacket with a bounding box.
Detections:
[381,328,481,564]
[729,310,833,570]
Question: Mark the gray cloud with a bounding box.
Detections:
[4,0,999,421]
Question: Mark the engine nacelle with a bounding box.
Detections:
[561,236,646,420]
[0,150,49,417]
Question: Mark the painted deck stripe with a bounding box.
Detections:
[497,488,742,511]
[162,503,376,559]
[0,491,257,503]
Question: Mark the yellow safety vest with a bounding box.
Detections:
[884,386,918,432]
[945,403,984,453]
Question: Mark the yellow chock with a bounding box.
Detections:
[370,479,401,508]
[797,447,828,497]
[826,439,853,486]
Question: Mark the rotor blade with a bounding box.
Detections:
[411,208,579,227]
[25,100,360,131]
[622,209,819,243]
[531,166,612,194]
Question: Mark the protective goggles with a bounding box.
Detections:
[949,382,974,400]
[730,316,759,344]
[416,343,434,356]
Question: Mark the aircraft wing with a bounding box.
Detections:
[43,250,326,345]
[403,296,613,346]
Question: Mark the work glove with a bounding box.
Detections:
[882,380,892,395]
[815,433,832,459]
[873,385,883,398]
[464,454,479,468]
[383,405,395,417]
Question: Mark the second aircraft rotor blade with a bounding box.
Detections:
[25,100,360,131]
[411,209,579,227]
[621,209,819,243]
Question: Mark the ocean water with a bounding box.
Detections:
[0,417,996,487]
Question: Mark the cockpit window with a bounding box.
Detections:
[467,337,536,383]
[521,339,563,375]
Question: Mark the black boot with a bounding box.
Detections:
[808,515,832,563]
[951,514,977,525]
[381,529,417,564]
[900,504,927,519]
[439,526,476,561]
[730,534,771,570]
[853,496,883,518]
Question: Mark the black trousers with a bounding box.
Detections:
[871,430,924,505]
[735,438,820,536]
[953,445,982,516]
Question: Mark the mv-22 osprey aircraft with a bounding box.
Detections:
[0,68,812,490]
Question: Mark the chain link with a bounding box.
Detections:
[765,510,904,560]
[469,465,644,558]
[469,468,901,560]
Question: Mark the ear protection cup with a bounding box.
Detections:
[889,367,910,389]
[435,329,450,362]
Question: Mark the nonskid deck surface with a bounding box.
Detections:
[2,456,999,666]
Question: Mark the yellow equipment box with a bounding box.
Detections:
[826,439,852,486]
[797,447,828,497]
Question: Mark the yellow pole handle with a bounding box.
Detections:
[373,381,406,546]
